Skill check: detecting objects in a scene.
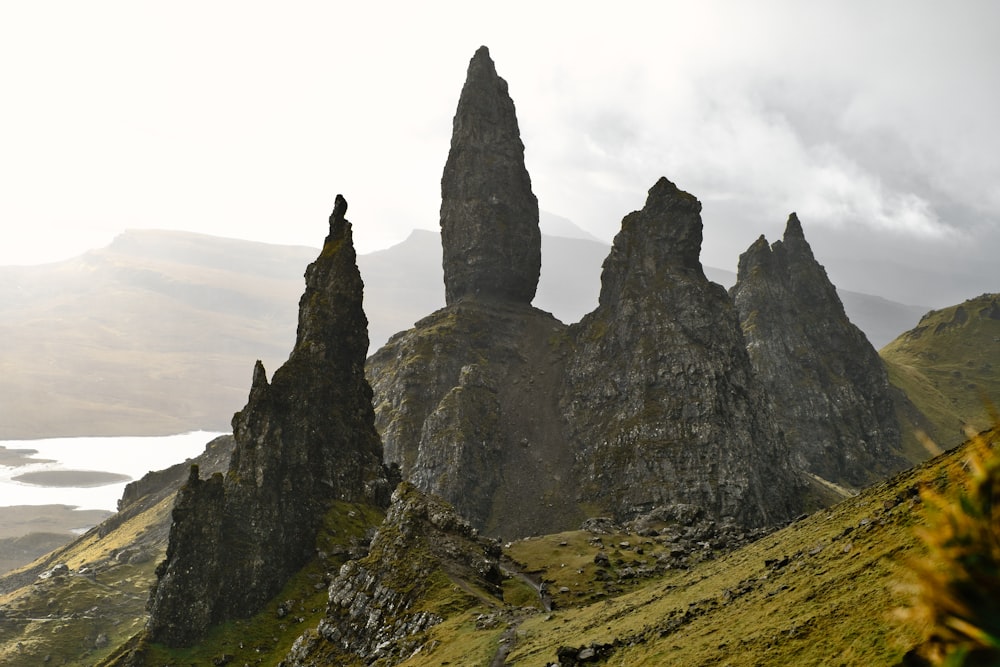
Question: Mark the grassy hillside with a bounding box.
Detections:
[4,428,996,665]
[405,434,993,666]
[0,231,308,438]
[881,293,1000,458]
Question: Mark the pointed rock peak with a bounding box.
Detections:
[646,176,702,213]
[627,176,704,272]
[597,177,706,308]
[251,359,268,389]
[440,46,540,306]
[778,211,817,263]
[145,195,388,648]
[743,234,771,254]
[469,45,496,77]
[783,212,805,240]
[736,234,775,280]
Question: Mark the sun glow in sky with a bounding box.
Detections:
[2,1,998,305]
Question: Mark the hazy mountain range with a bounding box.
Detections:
[0,221,927,439]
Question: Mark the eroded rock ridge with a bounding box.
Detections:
[144,206,392,648]
[730,214,906,488]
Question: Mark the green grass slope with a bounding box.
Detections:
[399,435,998,666]
[4,431,994,666]
[0,493,174,666]
[881,293,1000,458]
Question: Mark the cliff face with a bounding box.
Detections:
[730,214,906,488]
[440,46,541,306]
[560,178,802,527]
[281,483,503,666]
[368,300,577,537]
[144,206,393,648]
[367,49,804,536]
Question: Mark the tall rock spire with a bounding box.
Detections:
[143,198,392,648]
[440,45,541,305]
[561,178,802,527]
[731,213,907,488]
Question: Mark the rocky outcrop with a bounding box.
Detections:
[367,49,804,538]
[114,434,234,519]
[368,300,577,537]
[367,47,578,537]
[143,203,393,648]
[371,177,804,534]
[440,45,541,305]
[280,482,503,666]
[560,178,802,527]
[730,213,906,488]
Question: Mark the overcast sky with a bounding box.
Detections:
[2,1,997,306]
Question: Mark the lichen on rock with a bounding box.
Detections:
[142,201,393,649]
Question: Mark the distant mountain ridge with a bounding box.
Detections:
[1,43,996,667]
[0,226,928,439]
[881,293,1000,457]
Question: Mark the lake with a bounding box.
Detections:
[0,432,225,514]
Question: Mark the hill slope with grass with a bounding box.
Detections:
[881,293,1000,459]
[4,427,994,665]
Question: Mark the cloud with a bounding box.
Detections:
[0,1,997,307]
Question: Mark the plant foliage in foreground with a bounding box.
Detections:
[905,422,1000,666]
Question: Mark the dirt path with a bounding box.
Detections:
[489,556,552,666]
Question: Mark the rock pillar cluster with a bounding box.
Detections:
[561,178,802,527]
[145,203,392,647]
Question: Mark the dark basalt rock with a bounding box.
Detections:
[144,204,392,648]
[367,299,577,536]
[560,178,803,528]
[440,45,541,305]
[730,213,907,488]
[280,483,503,666]
[368,47,805,537]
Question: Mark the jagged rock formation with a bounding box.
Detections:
[142,205,393,648]
[368,49,805,538]
[560,178,802,527]
[370,177,804,535]
[368,46,578,537]
[368,300,576,537]
[731,214,906,488]
[440,45,541,305]
[280,482,504,666]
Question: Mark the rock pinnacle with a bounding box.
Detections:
[143,198,391,648]
[731,213,906,487]
[440,45,541,305]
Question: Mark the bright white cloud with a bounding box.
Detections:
[0,1,997,305]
